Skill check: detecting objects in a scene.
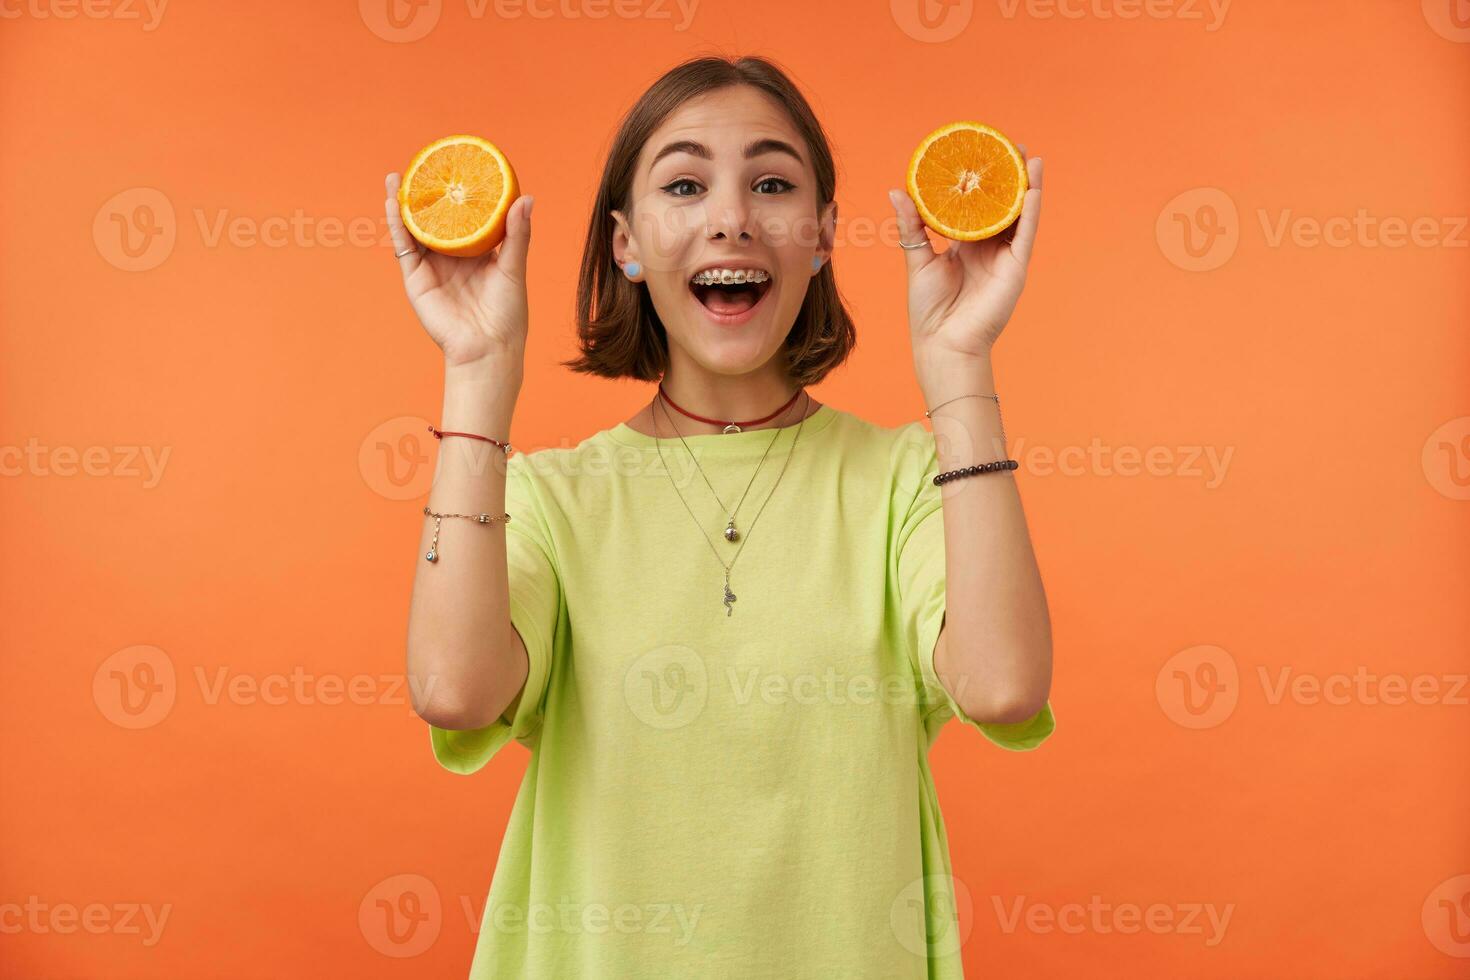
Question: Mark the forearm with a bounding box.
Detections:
[920,352,1053,720]
[405,357,526,729]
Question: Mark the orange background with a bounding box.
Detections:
[3,0,1469,976]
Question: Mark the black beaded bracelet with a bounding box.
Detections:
[934,458,1019,485]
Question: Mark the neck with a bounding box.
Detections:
[654,366,808,436]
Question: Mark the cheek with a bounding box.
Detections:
[649,275,693,317]
[756,204,823,253]
[776,264,815,307]
[631,206,705,272]
[800,216,829,254]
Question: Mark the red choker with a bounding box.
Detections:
[657,383,804,434]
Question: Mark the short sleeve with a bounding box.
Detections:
[429,453,563,774]
[894,426,1056,752]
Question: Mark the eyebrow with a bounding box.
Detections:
[649,137,805,170]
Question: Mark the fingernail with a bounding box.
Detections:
[887,189,899,207]
[526,196,535,220]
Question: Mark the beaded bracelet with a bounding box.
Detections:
[925,392,1017,485]
[934,458,1019,485]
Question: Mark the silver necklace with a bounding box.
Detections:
[651,391,811,616]
[663,388,798,543]
[655,389,797,546]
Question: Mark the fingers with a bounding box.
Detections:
[384,172,424,275]
[887,188,936,275]
[1006,156,1044,267]
[494,194,534,287]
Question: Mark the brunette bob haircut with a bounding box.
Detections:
[560,55,857,388]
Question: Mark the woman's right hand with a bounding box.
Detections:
[384,172,534,368]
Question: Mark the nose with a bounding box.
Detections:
[703,189,756,242]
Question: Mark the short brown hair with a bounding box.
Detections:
[561,55,857,387]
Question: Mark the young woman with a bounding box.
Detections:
[394,55,1055,979]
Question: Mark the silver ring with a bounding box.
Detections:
[394,245,418,258]
[898,237,931,249]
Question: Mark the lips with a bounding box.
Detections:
[689,276,772,316]
[687,274,773,327]
[687,263,774,324]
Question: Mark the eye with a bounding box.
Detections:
[661,178,701,197]
[658,176,797,198]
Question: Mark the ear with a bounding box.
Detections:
[610,208,640,274]
[813,200,838,271]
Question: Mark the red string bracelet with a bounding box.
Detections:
[428,425,514,456]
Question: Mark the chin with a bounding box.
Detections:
[681,335,778,376]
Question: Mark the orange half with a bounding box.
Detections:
[397,135,518,257]
[906,121,1027,242]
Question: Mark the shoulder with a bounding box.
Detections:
[503,427,636,523]
[506,428,616,482]
[827,407,937,491]
[824,405,932,455]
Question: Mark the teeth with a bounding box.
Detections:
[690,268,771,286]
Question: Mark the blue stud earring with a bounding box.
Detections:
[811,255,824,272]
[624,261,641,278]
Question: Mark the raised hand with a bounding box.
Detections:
[888,146,1044,363]
[384,172,535,368]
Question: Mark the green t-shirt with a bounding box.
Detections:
[429,402,1056,978]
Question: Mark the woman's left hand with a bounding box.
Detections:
[888,147,1043,366]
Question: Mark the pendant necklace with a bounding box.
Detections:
[657,382,802,543]
[651,389,811,616]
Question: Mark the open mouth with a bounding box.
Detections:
[688,272,774,321]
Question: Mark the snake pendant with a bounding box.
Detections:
[723,582,737,616]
